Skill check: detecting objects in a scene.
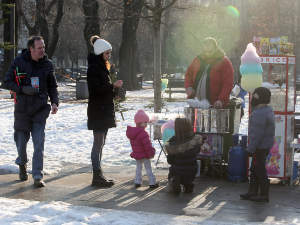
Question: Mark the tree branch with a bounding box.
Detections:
[139,0,155,11]
[45,0,58,16]
[161,0,177,12]
[16,0,34,32]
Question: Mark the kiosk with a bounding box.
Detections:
[248,55,296,185]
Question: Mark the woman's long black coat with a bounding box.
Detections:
[87,53,117,130]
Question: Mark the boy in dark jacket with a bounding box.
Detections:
[165,118,202,195]
[240,87,275,202]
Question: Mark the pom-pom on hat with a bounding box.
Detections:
[134,109,149,124]
[250,87,271,107]
[94,39,112,55]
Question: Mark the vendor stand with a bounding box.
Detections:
[248,55,296,186]
[184,107,230,182]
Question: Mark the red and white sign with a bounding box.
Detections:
[260,56,295,64]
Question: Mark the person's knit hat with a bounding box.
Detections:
[134,109,149,124]
[250,87,271,107]
[94,39,112,55]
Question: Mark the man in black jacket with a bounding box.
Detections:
[4,36,59,187]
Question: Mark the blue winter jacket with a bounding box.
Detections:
[248,105,275,153]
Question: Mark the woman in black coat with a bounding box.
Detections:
[87,36,123,187]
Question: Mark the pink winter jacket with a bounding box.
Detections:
[126,125,156,160]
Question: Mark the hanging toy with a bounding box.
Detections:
[240,43,263,92]
[161,79,168,96]
[161,120,175,145]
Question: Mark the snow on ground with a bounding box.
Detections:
[0,197,280,225]
[0,81,298,224]
[0,85,191,175]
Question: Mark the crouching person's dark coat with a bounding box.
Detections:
[165,134,202,185]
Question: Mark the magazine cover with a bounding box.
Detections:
[269,38,277,55]
[287,43,293,55]
[281,36,288,43]
[261,38,270,55]
[278,43,288,55]
[276,37,282,43]
[253,36,262,54]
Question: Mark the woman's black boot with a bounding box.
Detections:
[92,169,114,187]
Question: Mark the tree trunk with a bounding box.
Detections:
[118,0,143,91]
[142,0,176,112]
[16,0,63,60]
[153,18,162,113]
[161,7,170,75]
[295,0,300,74]
[2,0,16,88]
[37,1,50,53]
[47,0,64,59]
[82,0,100,53]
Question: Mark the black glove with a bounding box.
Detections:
[244,148,253,157]
[118,88,126,99]
[22,86,39,95]
[115,88,126,100]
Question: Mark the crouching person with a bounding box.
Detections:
[165,118,202,195]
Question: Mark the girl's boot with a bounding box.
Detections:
[240,176,259,200]
[251,179,270,202]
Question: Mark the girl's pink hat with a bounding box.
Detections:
[134,109,149,124]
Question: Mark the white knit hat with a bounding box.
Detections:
[94,39,112,55]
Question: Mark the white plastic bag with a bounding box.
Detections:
[186,97,210,109]
[231,84,241,97]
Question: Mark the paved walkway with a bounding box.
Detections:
[1,163,300,224]
[1,84,300,223]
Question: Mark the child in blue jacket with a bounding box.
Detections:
[240,87,275,202]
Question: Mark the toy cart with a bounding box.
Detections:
[248,55,296,186]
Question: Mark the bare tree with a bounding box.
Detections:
[141,0,177,112]
[82,0,100,53]
[118,0,144,90]
[1,1,18,88]
[16,0,64,59]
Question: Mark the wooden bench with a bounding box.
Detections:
[166,78,185,98]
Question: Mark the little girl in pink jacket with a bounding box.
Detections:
[126,109,159,188]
